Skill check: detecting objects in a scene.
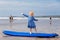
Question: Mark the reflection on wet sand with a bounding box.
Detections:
[1,36,60,40]
[0,18,60,40]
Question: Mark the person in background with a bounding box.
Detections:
[9,15,13,28]
[21,11,38,34]
[50,17,52,25]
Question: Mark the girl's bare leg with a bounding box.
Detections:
[35,28,37,33]
[30,28,32,34]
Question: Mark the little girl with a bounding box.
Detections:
[21,11,38,34]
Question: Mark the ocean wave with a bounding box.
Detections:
[0,17,60,19]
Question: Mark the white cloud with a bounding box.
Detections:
[0,1,40,9]
[0,1,18,4]
[0,0,60,16]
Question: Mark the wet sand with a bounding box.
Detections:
[0,18,60,40]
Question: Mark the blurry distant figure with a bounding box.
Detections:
[9,15,13,28]
[9,16,13,23]
[50,17,52,25]
[21,11,38,34]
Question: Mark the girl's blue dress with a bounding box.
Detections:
[23,14,38,28]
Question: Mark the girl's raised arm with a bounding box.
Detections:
[21,13,29,17]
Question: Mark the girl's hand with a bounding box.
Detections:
[21,13,24,15]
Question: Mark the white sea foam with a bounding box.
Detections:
[0,17,60,20]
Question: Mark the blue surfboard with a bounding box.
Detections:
[3,30,58,38]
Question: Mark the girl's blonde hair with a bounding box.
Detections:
[29,11,34,16]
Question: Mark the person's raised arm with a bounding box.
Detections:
[21,13,29,17]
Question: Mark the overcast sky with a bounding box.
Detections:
[0,0,60,16]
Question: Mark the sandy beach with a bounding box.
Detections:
[0,18,60,40]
